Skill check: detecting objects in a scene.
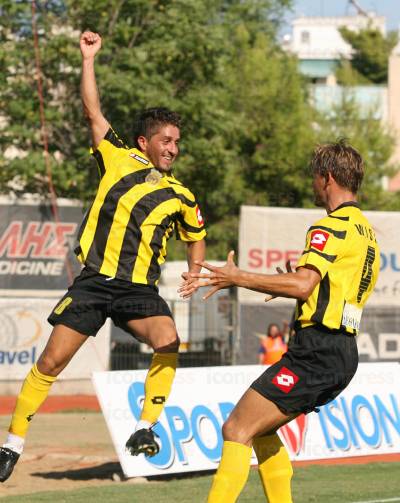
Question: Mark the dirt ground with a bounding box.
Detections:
[0,412,129,498]
[1,409,400,499]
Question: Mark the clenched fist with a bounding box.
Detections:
[80,31,102,59]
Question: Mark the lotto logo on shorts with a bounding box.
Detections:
[310,229,330,251]
[272,367,299,393]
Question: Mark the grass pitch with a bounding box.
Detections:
[1,462,399,503]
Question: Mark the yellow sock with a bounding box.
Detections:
[207,441,252,503]
[9,364,57,438]
[254,433,293,503]
[140,352,177,424]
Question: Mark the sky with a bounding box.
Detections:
[283,0,400,34]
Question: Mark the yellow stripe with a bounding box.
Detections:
[177,227,207,242]
[99,185,174,278]
[80,195,107,259]
[79,148,152,260]
[132,199,180,283]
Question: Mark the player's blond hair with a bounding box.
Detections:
[311,139,364,194]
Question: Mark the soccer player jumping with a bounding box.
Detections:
[0,31,206,482]
[181,141,379,503]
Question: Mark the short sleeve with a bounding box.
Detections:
[296,221,348,278]
[176,201,206,242]
[91,128,128,176]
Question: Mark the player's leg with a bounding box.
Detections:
[207,388,296,503]
[0,325,88,482]
[253,432,293,503]
[124,315,179,456]
[1,267,108,482]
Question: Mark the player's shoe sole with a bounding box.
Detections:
[125,428,160,457]
[0,447,20,482]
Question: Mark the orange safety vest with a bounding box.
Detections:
[260,336,287,365]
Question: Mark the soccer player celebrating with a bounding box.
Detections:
[0,31,206,482]
[182,141,379,503]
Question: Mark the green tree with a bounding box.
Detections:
[0,0,305,259]
[0,0,398,260]
[337,26,398,84]
[317,93,398,210]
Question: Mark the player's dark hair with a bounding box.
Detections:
[310,139,364,194]
[132,107,182,149]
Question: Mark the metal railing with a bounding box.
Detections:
[110,290,237,370]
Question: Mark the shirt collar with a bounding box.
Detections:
[331,201,360,213]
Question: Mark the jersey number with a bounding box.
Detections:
[357,246,375,303]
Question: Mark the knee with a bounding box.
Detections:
[222,417,252,445]
[36,353,63,377]
[153,333,180,353]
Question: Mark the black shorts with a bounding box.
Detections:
[251,325,358,415]
[47,267,173,337]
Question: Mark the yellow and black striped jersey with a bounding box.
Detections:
[75,128,206,285]
[295,202,380,334]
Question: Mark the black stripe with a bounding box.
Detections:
[302,248,337,262]
[146,215,177,284]
[328,215,349,221]
[175,223,181,241]
[357,245,375,303]
[295,299,305,327]
[104,128,128,149]
[174,193,196,208]
[176,214,204,234]
[116,188,179,279]
[309,225,347,239]
[168,179,183,187]
[85,168,152,266]
[93,150,106,177]
[333,201,359,211]
[311,273,330,324]
[74,245,82,257]
[75,203,93,255]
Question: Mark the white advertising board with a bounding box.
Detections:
[0,298,110,379]
[93,362,400,478]
[238,206,400,305]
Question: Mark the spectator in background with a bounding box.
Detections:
[258,322,288,365]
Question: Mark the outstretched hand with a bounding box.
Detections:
[179,250,239,300]
[80,31,102,59]
[178,271,199,299]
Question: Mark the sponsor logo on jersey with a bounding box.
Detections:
[272,367,299,393]
[310,230,330,251]
[130,153,149,165]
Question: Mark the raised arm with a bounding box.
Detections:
[80,31,110,149]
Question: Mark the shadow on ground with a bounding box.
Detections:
[31,462,123,481]
[31,462,216,483]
